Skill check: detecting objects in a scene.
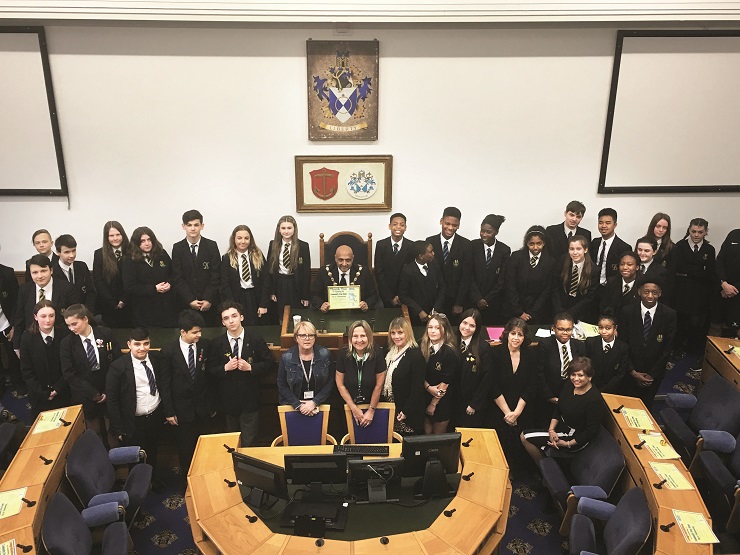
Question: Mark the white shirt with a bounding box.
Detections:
[131,354,160,416]
[687,237,704,251]
[36,278,54,303]
[461,338,471,352]
[484,241,496,259]
[278,241,291,275]
[391,238,404,252]
[641,259,654,274]
[41,329,55,343]
[596,236,615,285]
[0,305,8,333]
[227,329,245,358]
[238,253,254,289]
[440,233,456,252]
[622,279,635,294]
[338,270,350,284]
[179,338,197,366]
[602,338,615,351]
[187,239,201,258]
[79,328,100,366]
[557,339,573,369]
[416,261,429,276]
[529,251,540,267]
[563,224,577,238]
[640,303,658,324]
[59,261,75,283]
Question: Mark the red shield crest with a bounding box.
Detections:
[310,167,339,200]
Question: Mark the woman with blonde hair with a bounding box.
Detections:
[220,225,266,326]
[421,313,460,434]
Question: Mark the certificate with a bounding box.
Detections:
[637,433,680,460]
[31,408,68,434]
[649,462,694,490]
[0,487,27,519]
[673,509,719,543]
[327,285,361,310]
[621,408,655,431]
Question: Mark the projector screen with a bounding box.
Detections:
[0,27,67,196]
[599,30,740,194]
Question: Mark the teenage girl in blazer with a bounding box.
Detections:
[220,225,266,327]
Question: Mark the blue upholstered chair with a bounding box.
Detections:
[271,405,336,446]
[538,426,625,535]
[66,429,152,525]
[695,430,740,532]
[660,374,740,466]
[42,492,130,555]
[341,402,402,444]
[569,487,651,555]
[319,231,373,270]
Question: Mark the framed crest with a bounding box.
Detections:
[307,39,379,141]
[295,155,392,213]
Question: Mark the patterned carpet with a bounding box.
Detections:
[3,349,739,554]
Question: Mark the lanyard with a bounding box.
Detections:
[354,352,368,397]
[390,347,409,366]
[301,357,314,385]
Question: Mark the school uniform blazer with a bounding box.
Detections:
[310,263,379,309]
[219,253,265,303]
[398,260,446,321]
[13,278,80,348]
[469,239,511,307]
[425,233,473,309]
[544,223,592,260]
[373,237,416,306]
[53,259,96,313]
[457,338,491,413]
[536,336,586,401]
[485,344,537,420]
[388,347,427,433]
[502,249,556,323]
[106,352,162,439]
[0,263,19,326]
[61,326,122,412]
[584,335,630,394]
[24,253,59,282]
[20,327,70,408]
[552,262,600,323]
[207,330,274,416]
[667,240,716,315]
[598,277,639,318]
[172,237,221,306]
[93,248,126,316]
[158,338,214,423]
[122,254,176,328]
[262,240,312,307]
[716,229,740,324]
[589,235,631,283]
[619,303,677,379]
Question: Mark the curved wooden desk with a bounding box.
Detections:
[186,428,511,555]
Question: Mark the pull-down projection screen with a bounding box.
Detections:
[0,27,67,196]
[599,30,740,194]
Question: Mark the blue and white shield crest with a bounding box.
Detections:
[328,86,358,123]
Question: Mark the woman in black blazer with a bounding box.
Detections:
[552,235,599,323]
[454,308,491,428]
[382,317,426,435]
[20,300,70,416]
[220,225,266,327]
[122,226,176,328]
[421,313,460,435]
[503,225,556,325]
[93,221,131,328]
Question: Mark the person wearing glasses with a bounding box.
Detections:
[277,320,334,415]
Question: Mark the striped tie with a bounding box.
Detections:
[393,243,399,255]
[85,338,98,370]
[643,311,652,339]
[561,344,570,378]
[188,344,196,381]
[144,254,153,267]
[530,255,538,268]
[604,344,611,354]
[486,247,492,267]
[282,243,290,269]
[623,284,630,295]
[568,265,579,296]
[38,288,45,302]
[115,249,122,261]
[191,244,197,260]
[142,360,157,395]
[443,241,449,262]
[241,254,251,283]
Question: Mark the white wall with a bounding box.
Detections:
[1,22,738,270]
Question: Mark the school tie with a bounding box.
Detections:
[38,288,45,302]
[393,243,399,255]
[68,266,74,284]
[561,344,570,378]
[693,244,699,253]
[604,343,611,354]
[443,241,450,262]
[144,253,153,267]
[85,338,98,370]
[45,335,53,346]
[530,255,538,268]
[640,264,645,275]
[568,231,573,239]
[569,265,579,296]
[114,249,122,261]
[623,284,630,295]
[643,311,652,339]
[422,264,428,276]
[142,360,157,395]
[232,338,240,359]
[339,273,348,286]
[241,254,251,283]
[282,243,290,269]
[191,244,197,260]
[598,241,606,267]
[461,341,467,354]
[188,344,196,381]
[486,247,492,267]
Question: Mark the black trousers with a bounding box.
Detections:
[175,416,214,473]
[126,405,164,475]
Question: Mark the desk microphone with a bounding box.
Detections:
[613,404,624,414]
[21,497,36,507]
[223,444,235,453]
[380,537,389,545]
[315,539,325,547]
[633,440,646,450]
[39,455,53,465]
[444,508,456,517]
[724,345,735,354]
[653,478,668,489]
[660,522,675,532]
[462,472,475,481]
[16,545,32,553]
[246,515,258,523]
[462,438,473,447]
[59,418,71,427]
[223,479,237,488]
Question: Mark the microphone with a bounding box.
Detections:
[613,404,624,413]
[462,438,473,447]
[634,440,646,450]
[462,472,475,481]
[223,478,236,488]
[653,478,668,489]
[246,515,258,523]
[380,537,389,545]
[21,498,36,507]
[315,539,325,547]
[660,522,676,532]
[39,455,53,465]
[59,418,71,427]
[367,464,385,481]
[223,444,235,453]
[443,508,456,517]
[17,545,32,553]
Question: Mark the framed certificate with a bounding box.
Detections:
[327,285,361,310]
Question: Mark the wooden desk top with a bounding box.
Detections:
[0,443,64,489]
[706,336,740,363]
[189,432,242,478]
[0,484,44,536]
[0,527,36,555]
[19,405,84,449]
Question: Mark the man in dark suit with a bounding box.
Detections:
[620,276,677,408]
[23,229,59,282]
[599,251,640,316]
[311,245,379,312]
[208,301,274,447]
[60,304,121,442]
[53,234,96,313]
[585,317,630,394]
[470,214,510,325]
[172,209,221,326]
[106,327,164,485]
[590,208,631,286]
[0,262,20,395]
[159,310,215,471]
[374,212,415,308]
[535,312,586,426]
[544,200,592,260]
[399,241,446,326]
[426,206,472,322]
[14,254,80,349]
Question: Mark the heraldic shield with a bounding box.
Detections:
[310,167,340,200]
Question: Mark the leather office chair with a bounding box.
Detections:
[661,374,740,466]
[66,429,152,525]
[42,492,130,555]
[538,426,625,535]
[569,486,651,555]
[341,402,402,444]
[319,231,373,270]
[271,405,336,446]
[695,430,740,532]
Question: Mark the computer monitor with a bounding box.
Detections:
[347,457,404,504]
[284,453,347,499]
[232,452,289,510]
[402,432,462,499]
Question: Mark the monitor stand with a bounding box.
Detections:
[246,487,265,510]
[361,478,399,504]
[413,459,452,499]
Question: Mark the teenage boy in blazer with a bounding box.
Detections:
[399,241,446,326]
[0,262,20,395]
[374,212,415,308]
[469,214,510,325]
[172,209,221,327]
[311,245,379,312]
[53,234,96,313]
[544,200,592,260]
[159,310,215,472]
[589,208,631,286]
[23,229,59,282]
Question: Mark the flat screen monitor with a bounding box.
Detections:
[347,457,404,504]
[232,452,289,510]
[284,453,347,498]
[401,432,461,499]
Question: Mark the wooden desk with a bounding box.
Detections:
[187,428,510,555]
[702,336,740,391]
[602,394,713,554]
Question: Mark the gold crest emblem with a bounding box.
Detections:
[657,334,663,343]
[453,259,459,267]
[435,362,441,371]
[159,260,165,267]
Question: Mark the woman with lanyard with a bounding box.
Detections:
[381,317,426,435]
[277,321,334,415]
[336,320,387,428]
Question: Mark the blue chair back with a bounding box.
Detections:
[42,492,93,555]
[275,405,334,446]
[343,403,395,444]
[604,487,651,554]
[66,429,116,506]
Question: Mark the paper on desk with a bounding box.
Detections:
[621,408,655,431]
[0,539,16,555]
[673,509,719,544]
[486,327,505,341]
[572,322,599,340]
[649,462,694,490]
[31,408,68,434]
[637,434,681,460]
[535,328,552,338]
[0,487,27,519]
